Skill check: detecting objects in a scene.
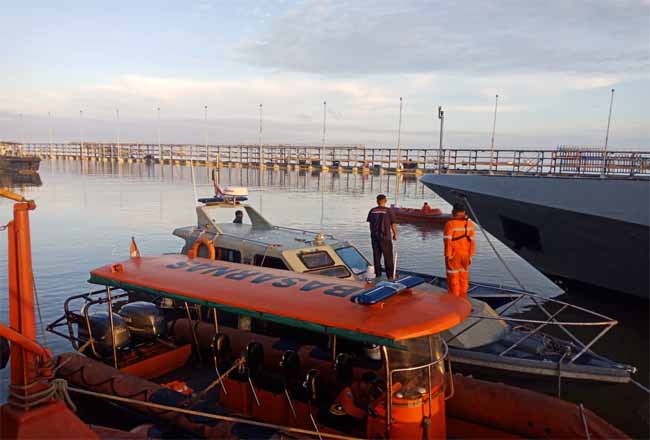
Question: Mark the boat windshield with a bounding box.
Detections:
[388,335,446,400]
[335,246,369,275]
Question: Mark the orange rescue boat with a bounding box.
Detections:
[391,205,452,225]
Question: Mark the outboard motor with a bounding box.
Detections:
[0,336,9,369]
[77,312,131,356]
[118,301,167,342]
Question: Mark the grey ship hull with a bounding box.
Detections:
[421,174,650,299]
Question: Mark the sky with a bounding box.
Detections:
[0,0,648,148]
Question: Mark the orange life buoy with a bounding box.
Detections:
[188,236,216,259]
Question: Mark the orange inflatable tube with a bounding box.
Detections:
[446,374,628,439]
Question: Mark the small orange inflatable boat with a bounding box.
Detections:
[391,206,451,225]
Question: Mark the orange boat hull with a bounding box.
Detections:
[391,207,451,225]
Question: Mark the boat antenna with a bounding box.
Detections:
[189,107,201,205]
[437,106,444,173]
[489,94,498,173]
[320,100,327,230]
[604,88,615,152]
[190,154,198,204]
[394,97,403,207]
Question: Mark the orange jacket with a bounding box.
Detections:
[335,384,367,419]
[443,217,476,258]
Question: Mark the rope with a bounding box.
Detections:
[461,196,526,291]
[32,275,49,348]
[630,379,650,394]
[578,403,591,440]
[8,379,76,412]
[66,385,363,440]
[462,196,590,352]
[259,244,281,267]
[185,357,244,409]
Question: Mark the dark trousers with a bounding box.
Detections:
[371,238,394,278]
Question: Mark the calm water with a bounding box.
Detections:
[0,160,647,437]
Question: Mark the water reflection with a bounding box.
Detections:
[0,159,646,436]
[0,171,42,190]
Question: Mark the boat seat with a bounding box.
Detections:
[280,350,301,388]
[299,369,321,405]
[210,333,231,370]
[334,353,354,386]
[244,341,264,379]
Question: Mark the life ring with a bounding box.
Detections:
[188,236,216,259]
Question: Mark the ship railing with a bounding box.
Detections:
[445,290,624,367]
[438,148,650,178]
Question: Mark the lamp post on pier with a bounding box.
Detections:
[489,94,499,173]
[321,100,327,149]
[48,111,53,158]
[437,106,444,173]
[116,108,121,161]
[157,107,161,163]
[396,97,403,172]
[79,110,84,159]
[204,105,208,163]
[603,88,615,175]
[18,113,24,154]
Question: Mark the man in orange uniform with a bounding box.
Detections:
[443,202,476,297]
[326,372,380,434]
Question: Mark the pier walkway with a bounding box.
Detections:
[1,142,648,177]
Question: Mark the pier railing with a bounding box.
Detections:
[438,146,649,177]
[2,142,648,177]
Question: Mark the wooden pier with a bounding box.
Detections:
[2,142,648,177]
[4,142,439,175]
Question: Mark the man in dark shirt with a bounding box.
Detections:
[366,194,397,279]
[233,210,243,224]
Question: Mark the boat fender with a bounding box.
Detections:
[0,336,9,369]
[188,236,217,260]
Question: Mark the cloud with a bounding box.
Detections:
[235,0,649,77]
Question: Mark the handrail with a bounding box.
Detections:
[436,148,649,177]
[0,188,28,203]
[0,322,52,362]
[445,287,624,367]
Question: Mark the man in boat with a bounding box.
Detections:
[233,210,244,224]
[367,194,397,279]
[421,202,433,213]
[443,202,476,297]
[326,372,381,434]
